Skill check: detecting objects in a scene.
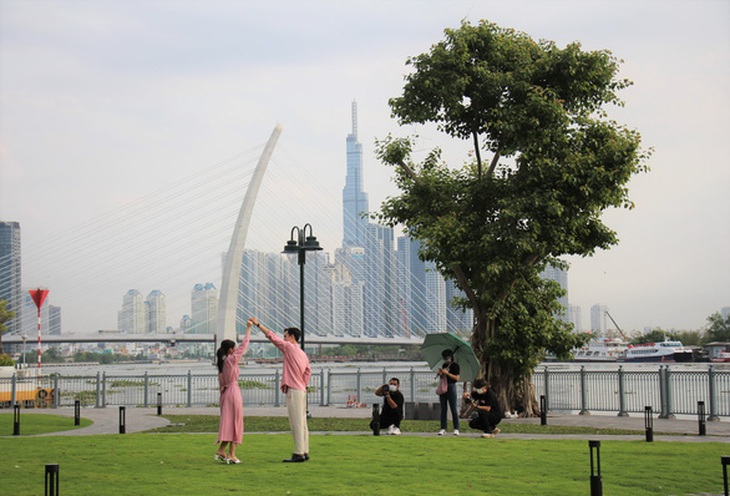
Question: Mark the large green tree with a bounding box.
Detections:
[375,21,649,415]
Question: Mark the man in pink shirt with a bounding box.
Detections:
[250,317,311,463]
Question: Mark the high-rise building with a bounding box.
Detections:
[568,304,583,333]
[445,280,473,333]
[398,236,446,336]
[118,289,145,334]
[342,100,369,248]
[190,283,218,334]
[541,264,569,323]
[48,305,62,335]
[590,304,609,334]
[0,221,22,334]
[146,290,166,333]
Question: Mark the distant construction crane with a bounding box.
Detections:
[605,311,629,341]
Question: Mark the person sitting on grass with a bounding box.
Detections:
[466,378,503,438]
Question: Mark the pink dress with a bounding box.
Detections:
[216,334,250,445]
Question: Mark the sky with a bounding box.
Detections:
[1,0,728,335]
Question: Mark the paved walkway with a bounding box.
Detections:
[6,405,730,443]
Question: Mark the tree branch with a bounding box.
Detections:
[472,130,482,177]
[486,149,501,177]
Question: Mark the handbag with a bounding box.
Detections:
[436,374,448,395]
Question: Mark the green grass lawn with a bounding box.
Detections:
[3,434,728,495]
[1,414,727,495]
[0,412,92,436]
[152,414,651,436]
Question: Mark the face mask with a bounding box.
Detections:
[389,384,398,392]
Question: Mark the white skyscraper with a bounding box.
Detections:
[590,304,609,334]
[568,304,583,332]
[146,290,166,333]
[118,289,145,334]
[190,283,218,334]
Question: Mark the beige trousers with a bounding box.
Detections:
[286,388,309,455]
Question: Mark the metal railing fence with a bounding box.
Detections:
[1,365,728,419]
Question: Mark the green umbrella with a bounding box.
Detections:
[420,332,481,383]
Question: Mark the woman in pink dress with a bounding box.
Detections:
[214,320,251,464]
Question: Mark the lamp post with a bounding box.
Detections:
[283,224,323,352]
[21,334,27,368]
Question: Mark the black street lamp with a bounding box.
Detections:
[283,224,322,351]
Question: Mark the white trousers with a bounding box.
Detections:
[286,388,309,455]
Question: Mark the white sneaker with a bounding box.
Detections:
[492,428,501,435]
[437,429,446,436]
[392,427,401,436]
[481,433,495,438]
[453,429,460,436]
[387,425,395,435]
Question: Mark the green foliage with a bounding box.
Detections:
[0,299,14,335]
[0,300,16,355]
[376,20,649,412]
[671,330,705,347]
[237,379,271,389]
[0,353,15,366]
[706,312,730,342]
[630,328,671,345]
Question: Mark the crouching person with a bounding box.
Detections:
[467,378,503,438]
[374,378,404,435]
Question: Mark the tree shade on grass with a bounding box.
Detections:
[2,433,727,495]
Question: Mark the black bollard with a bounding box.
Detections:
[157,392,162,416]
[589,440,603,496]
[540,395,547,426]
[45,463,59,496]
[13,404,20,436]
[644,406,653,442]
[698,401,706,436]
[119,406,126,434]
[722,456,729,496]
[74,400,81,426]
[370,403,381,436]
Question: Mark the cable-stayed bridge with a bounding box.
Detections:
[1,121,473,348]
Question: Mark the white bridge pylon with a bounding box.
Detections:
[216,124,283,343]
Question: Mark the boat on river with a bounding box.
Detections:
[618,339,694,363]
[572,338,628,362]
[711,351,730,363]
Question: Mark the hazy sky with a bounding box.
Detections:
[1,0,728,334]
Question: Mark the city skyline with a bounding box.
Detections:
[1,1,728,332]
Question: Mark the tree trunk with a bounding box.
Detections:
[472,315,541,417]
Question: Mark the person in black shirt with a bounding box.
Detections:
[466,378,503,438]
[375,377,405,435]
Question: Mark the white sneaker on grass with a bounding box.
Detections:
[437,429,446,436]
[393,427,401,435]
[387,425,395,435]
[453,429,460,436]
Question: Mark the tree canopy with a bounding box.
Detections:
[375,20,649,414]
[706,312,730,342]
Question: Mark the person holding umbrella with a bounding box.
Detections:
[437,349,461,436]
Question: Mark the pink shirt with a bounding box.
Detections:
[267,331,311,392]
